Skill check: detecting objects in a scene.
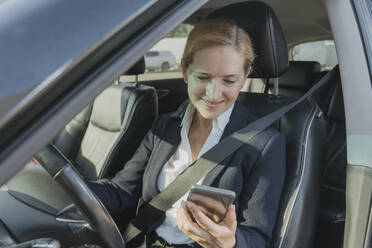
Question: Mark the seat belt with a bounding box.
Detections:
[124,67,337,243]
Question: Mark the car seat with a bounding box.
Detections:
[209,2,327,248]
[311,66,346,248]
[265,61,321,97]
[36,57,158,180]
[267,61,346,248]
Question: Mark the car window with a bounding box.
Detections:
[247,40,339,93]
[120,23,193,82]
[290,40,338,71]
[119,23,259,92]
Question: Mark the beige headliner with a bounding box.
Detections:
[186,0,332,47]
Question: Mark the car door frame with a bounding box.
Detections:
[0,0,207,186]
[325,0,372,247]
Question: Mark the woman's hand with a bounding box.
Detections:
[176,201,237,248]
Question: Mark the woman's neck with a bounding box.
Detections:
[191,110,212,134]
[188,110,213,162]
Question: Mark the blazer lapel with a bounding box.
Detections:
[147,104,187,195]
[202,101,253,186]
[221,101,253,139]
[152,125,181,194]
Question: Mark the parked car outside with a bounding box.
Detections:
[144,50,176,72]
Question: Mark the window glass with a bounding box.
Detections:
[290,40,338,71]
[241,78,265,93]
[120,23,255,91]
[120,24,193,83]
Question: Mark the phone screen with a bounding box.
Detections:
[187,186,235,223]
[188,192,227,223]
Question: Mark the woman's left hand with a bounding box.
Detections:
[176,201,237,248]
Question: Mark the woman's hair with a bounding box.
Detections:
[182,18,255,75]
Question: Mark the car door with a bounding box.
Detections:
[0,0,207,187]
[324,0,372,247]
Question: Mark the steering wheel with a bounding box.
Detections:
[34,144,126,248]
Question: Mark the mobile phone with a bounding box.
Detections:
[187,185,236,223]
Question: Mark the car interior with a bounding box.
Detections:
[0,0,349,247]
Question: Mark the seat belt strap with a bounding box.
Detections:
[124,68,337,243]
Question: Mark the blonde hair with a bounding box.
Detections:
[182,18,255,75]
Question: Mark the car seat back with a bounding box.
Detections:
[51,58,158,180]
[52,103,93,160]
[266,60,347,247]
[312,66,346,248]
[76,82,157,180]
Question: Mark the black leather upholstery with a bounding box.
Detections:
[268,62,346,247]
[96,83,158,179]
[65,83,158,180]
[210,2,326,247]
[141,78,188,115]
[38,58,158,180]
[311,66,346,248]
[208,1,289,78]
[267,61,321,97]
[239,93,326,248]
[52,104,93,159]
[312,68,345,123]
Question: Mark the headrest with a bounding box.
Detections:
[91,84,132,131]
[124,57,145,75]
[272,61,321,89]
[208,1,289,78]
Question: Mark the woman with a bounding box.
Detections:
[91,18,285,248]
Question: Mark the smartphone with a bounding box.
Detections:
[187,185,236,223]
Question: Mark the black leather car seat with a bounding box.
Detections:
[266,60,346,248]
[209,2,326,248]
[310,66,346,248]
[41,58,158,180]
[265,59,346,248]
[266,61,321,97]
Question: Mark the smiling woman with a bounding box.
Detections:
[183,45,248,120]
[183,46,246,119]
[89,17,285,248]
[4,0,372,247]
[180,19,254,160]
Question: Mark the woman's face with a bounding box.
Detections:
[183,45,248,120]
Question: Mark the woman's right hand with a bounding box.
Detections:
[176,201,237,248]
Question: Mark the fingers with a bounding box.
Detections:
[187,202,237,248]
[177,201,238,248]
[185,201,221,235]
[176,201,194,228]
[222,204,237,230]
[177,201,211,242]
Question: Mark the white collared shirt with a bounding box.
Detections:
[155,102,235,244]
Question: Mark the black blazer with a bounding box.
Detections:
[91,101,286,248]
